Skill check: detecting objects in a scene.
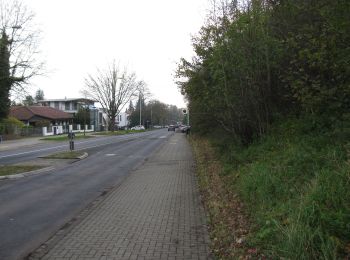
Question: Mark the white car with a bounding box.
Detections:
[131,125,145,130]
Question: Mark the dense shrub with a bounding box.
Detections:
[0,116,25,135]
[177,0,350,144]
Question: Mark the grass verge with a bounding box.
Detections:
[0,165,44,176]
[40,134,93,141]
[40,151,86,159]
[94,130,145,136]
[191,117,350,259]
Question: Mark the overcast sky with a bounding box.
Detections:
[22,0,209,108]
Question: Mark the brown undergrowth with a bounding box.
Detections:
[190,135,263,259]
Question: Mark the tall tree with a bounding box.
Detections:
[34,88,44,102]
[0,0,43,119]
[84,62,144,131]
[0,29,11,118]
[22,95,34,106]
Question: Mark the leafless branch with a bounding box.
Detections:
[83,61,143,131]
[0,0,43,97]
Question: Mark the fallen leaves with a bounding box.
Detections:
[191,136,264,259]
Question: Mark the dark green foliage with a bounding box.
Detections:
[177,0,350,144]
[74,107,90,126]
[0,116,25,135]
[272,0,350,115]
[22,95,35,106]
[0,31,11,119]
[179,0,350,257]
[34,89,44,102]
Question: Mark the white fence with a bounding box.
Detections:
[42,125,94,136]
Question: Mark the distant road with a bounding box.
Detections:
[0,129,173,260]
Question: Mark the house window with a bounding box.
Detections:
[54,102,59,109]
[73,102,77,110]
[65,102,70,110]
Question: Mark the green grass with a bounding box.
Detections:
[93,129,145,135]
[0,165,44,176]
[40,134,93,141]
[192,117,350,259]
[40,151,86,159]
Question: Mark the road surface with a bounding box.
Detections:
[0,129,173,260]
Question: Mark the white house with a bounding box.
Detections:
[116,111,130,129]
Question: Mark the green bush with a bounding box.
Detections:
[0,117,25,135]
[212,117,350,258]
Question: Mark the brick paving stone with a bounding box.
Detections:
[30,134,212,259]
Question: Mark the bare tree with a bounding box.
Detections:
[84,62,145,131]
[0,0,43,118]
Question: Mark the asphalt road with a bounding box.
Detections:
[0,129,173,260]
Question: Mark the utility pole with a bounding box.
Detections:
[139,91,142,126]
[150,104,152,128]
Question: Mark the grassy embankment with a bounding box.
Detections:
[192,117,350,259]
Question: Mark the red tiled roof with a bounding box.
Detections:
[10,106,73,121]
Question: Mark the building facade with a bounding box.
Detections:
[37,98,107,131]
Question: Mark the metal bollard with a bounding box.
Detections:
[68,132,75,151]
[69,140,74,151]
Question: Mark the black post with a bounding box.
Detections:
[68,131,75,151]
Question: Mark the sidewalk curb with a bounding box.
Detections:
[77,152,88,160]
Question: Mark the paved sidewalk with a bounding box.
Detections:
[29,134,212,260]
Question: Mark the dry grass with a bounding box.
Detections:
[190,136,261,259]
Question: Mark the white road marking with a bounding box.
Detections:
[0,145,67,159]
[0,131,157,159]
[105,154,116,156]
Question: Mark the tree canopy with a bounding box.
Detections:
[176,0,350,144]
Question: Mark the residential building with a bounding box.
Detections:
[116,111,130,129]
[37,98,107,131]
[37,98,95,115]
[10,106,72,128]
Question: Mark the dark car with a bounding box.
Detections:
[168,125,175,131]
[180,125,190,133]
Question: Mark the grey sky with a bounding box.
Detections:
[23,0,209,108]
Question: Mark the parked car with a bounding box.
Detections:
[131,125,145,130]
[168,125,175,131]
[180,125,190,133]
